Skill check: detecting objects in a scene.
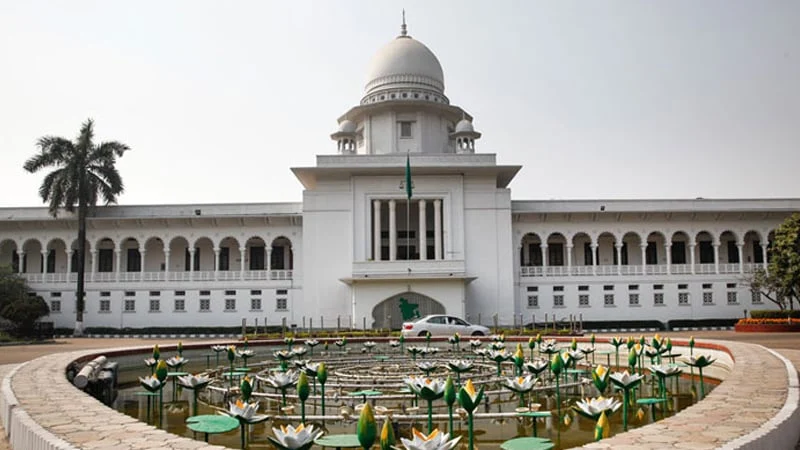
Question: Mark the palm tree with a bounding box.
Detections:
[23,119,129,336]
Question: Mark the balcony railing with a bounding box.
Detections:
[520,262,763,277]
[21,269,293,284]
[352,259,466,278]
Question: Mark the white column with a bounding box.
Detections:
[267,248,273,273]
[591,243,598,275]
[90,250,97,281]
[761,243,769,273]
[713,243,720,274]
[615,243,623,275]
[213,247,220,276]
[566,244,573,276]
[139,247,146,274]
[239,247,247,279]
[640,244,647,275]
[115,249,122,281]
[737,243,744,274]
[164,249,170,279]
[665,243,672,275]
[373,200,382,261]
[522,241,530,266]
[689,243,696,275]
[41,250,48,273]
[540,244,548,269]
[433,199,442,260]
[16,251,23,273]
[189,248,196,282]
[66,249,73,275]
[389,200,397,261]
[418,199,427,260]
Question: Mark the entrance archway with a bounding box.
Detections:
[372,292,445,330]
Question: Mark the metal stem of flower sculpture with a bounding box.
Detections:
[399,334,405,354]
[227,346,236,387]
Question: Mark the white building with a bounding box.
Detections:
[1,22,797,332]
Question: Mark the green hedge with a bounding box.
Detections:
[750,310,800,319]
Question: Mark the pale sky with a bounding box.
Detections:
[1,1,798,207]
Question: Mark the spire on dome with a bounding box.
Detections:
[400,10,408,37]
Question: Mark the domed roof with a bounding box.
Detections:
[338,120,357,133]
[455,119,474,133]
[364,26,444,97]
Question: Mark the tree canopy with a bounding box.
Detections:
[0,266,49,336]
[747,213,800,310]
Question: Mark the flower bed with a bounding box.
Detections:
[735,318,800,332]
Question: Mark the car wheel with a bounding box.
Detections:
[471,331,484,337]
[418,331,428,337]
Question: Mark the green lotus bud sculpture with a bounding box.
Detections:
[527,336,536,359]
[595,410,610,441]
[240,376,253,402]
[443,375,456,432]
[380,417,395,450]
[609,337,624,369]
[152,344,160,361]
[297,371,310,424]
[317,362,328,414]
[512,344,525,376]
[458,379,484,450]
[591,364,610,395]
[357,402,377,450]
[550,352,565,419]
[177,341,183,356]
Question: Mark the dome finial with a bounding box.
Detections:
[400,9,408,36]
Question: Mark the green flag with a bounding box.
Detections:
[404,154,412,199]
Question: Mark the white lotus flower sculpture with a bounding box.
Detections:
[447,359,474,373]
[261,370,299,389]
[177,373,211,389]
[400,428,461,450]
[236,349,256,359]
[269,423,323,450]
[416,361,437,374]
[389,339,401,347]
[139,375,163,393]
[651,364,682,378]
[525,359,549,376]
[572,396,622,420]
[166,355,188,369]
[291,346,308,356]
[504,375,536,394]
[609,370,644,388]
[225,399,269,424]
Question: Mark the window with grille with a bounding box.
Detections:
[703,292,713,305]
[251,298,262,311]
[99,300,110,312]
[199,299,210,311]
[124,299,135,312]
[553,295,564,307]
[174,299,185,312]
[50,300,61,313]
[579,295,589,307]
[751,291,763,304]
[654,293,664,305]
[678,293,690,305]
[727,292,738,305]
[629,294,639,306]
[527,295,538,308]
[149,299,160,312]
[224,299,236,311]
[604,294,614,306]
[276,298,288,311]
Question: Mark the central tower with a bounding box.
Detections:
[331,19,480,156]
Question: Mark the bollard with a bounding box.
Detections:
[492,313,498,333]
[321,315,324,330]
[337,316,341,331]
[363,316,367,331]
[477,313,481,326]
[387,315,391,333]
[282,317,287,337]
[264,316,268,335]
[519,313,523,333]
[241,318,246,338]
[532,314,535,330]
[255,318,259,336]
[309,317,313,335]
[303,316,306,330]
[579,313,583,333]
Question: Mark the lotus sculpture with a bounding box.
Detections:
[609,370,644,430]
[591,364,610,395]
[406,377,446,432]
[504,375,536,406]
[177,373,211,415]
[269,424,323,450]
[572,396,621,421]
[457,379,484,450]
[685,355,715,399]
[416,361,436,376]
[400,428,461,450]
[260,370,299,406]
[304,339,319,355]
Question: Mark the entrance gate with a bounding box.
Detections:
[372,292,445,330]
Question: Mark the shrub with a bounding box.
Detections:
[750,310,800,319]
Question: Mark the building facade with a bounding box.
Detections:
[1,23,797,331]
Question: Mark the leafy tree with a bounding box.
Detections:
[0,265,49,336]
[745,213,800,311]
[23,119,129,335]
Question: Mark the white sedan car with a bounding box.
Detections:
[401,315,490,337]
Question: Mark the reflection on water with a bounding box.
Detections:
[111,345,715,449]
